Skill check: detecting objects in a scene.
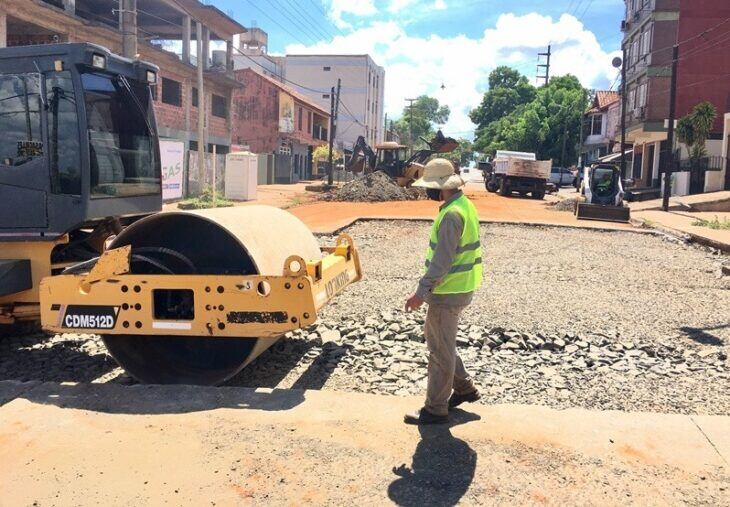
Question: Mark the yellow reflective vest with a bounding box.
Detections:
[425,194,482,294]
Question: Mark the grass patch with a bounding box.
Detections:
[691,216,730,230]
[178,188,234,210]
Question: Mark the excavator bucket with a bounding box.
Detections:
[429,131,459,154]
[575,202,631,223]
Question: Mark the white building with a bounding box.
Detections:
[230,28,284,81]
[284,54,385,150]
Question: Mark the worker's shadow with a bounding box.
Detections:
[388,409,480,507]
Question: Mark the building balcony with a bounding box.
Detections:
[313,124,328,142]
[583,134,610,146]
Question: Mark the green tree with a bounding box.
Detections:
[472,71,589,164]
[469,66,536,129]
[312,144,342,162]
[393,95,450,149]
[677,101,717,163]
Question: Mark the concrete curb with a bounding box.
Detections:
[630,216,730,253]
[317,216,655,237]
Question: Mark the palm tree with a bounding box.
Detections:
[677,101,717,169]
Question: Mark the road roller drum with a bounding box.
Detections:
[39,206,361,385]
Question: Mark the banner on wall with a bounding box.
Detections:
[160,140,185,200]
[279,91,295,133]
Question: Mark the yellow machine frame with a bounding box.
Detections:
[40,234,361,339]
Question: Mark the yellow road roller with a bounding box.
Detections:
[0,43,361,385]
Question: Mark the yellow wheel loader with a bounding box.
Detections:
[0,43,361,385]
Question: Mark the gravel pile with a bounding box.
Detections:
[550,197,579,212]
[322,171,423,202]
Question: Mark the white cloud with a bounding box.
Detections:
[433,0,447,10]
[328,0,378,29]
[387,0,419,12]
[286,13,620,139]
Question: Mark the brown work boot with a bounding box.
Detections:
[448,389,481,410]
[403,408,449,425]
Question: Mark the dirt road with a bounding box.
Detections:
[290,184,633,233]
[1,381,727,506]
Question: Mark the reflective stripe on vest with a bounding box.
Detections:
[425,194,483,295]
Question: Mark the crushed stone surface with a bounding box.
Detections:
[1,221,728,415]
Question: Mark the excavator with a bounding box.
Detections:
[346,131,459,187]
[0,43,361,385]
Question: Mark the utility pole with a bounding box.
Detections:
[120,0,137,58]
[384,112,388,141]
[560,118,568,167]
[196,21,205,194]
[327,78,341,187]
[620,43,627,179]
[405,98,417,152]
[537,44,551,86]
[662,44,679,212]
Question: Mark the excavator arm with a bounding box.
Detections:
[345,136,377,174]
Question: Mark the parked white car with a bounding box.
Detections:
[549,166,574,187]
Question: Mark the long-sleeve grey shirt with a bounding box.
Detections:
[416,191,474,307]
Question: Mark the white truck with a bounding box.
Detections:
[483,150,551,200]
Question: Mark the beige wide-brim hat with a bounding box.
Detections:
[412,158,465,190]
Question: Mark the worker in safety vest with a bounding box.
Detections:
[404,158,482,425]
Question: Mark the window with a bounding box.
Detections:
[640,28,652,58]
[161,77,182,106]
[47,71,81,194]
[323,66,331,71]
[298,107,303,130]
[212,94,227,118]
[322,94,330,99]
[192,87,198,107]
[307,111,312,133]
[81,72,159,198]
[589,114,603,136]
[0,73,43,168]
[636,82,648,108]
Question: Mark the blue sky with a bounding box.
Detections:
[212,0,626,136]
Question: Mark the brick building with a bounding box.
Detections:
[0,0,246,195]
[231,68,329,181]
[622,0,730,195]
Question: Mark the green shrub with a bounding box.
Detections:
[178,187,234,210]
[692,216,730,230]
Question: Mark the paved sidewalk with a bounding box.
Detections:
[1,381,727,505]
[633,209,730,252]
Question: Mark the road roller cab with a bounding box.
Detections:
[0,43,161,324]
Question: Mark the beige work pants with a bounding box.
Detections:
[424,304,476,416]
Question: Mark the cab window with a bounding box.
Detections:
[47,71,81,195]
[0,73,42,167]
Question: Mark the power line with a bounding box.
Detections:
[608,70,621,91]
[577,0,595,23]
[283,0,337,41]
[267,0,325,44]
[305,0,348,37]
[241,0,313,47]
